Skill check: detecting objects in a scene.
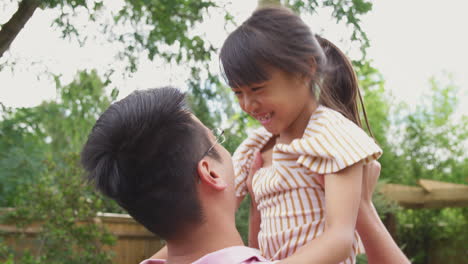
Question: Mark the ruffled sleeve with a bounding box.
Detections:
[232,127,272,197]
[275,106,382,174]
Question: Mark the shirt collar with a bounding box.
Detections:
[140,246,268,264]
[193,246,268,264]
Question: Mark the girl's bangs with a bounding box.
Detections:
[220,27,271,88]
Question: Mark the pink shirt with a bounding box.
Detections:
[139,246,278,264]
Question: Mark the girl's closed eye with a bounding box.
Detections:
[251,86,264,92]
[232,90,242,95]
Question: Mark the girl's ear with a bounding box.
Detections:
[196,158,228,191]
[305,56,317,75]
[296,57,316,86]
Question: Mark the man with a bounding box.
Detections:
[81,87,409,264]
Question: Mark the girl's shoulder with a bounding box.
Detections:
[233,127,273,159]
[232,127,274,197]
[275,105,382,174]
[304,105,365,138]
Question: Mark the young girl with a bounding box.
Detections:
[220,7,382,264]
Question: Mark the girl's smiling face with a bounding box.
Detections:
[232,67,317,141]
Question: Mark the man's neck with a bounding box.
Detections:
[165,221,244,264]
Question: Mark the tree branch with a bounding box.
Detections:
[0,0,40,58]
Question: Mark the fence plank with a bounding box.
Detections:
[380,179,468,208]
[0,211,163,264]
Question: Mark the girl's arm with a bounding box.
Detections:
[281,162,363,264]
[280,161,410,264]
[357,202,410,264]
[356,161,410,264]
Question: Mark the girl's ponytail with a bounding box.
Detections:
[315,35,373,138]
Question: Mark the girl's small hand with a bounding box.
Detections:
[316,174,325,188]
[247,151,263,201]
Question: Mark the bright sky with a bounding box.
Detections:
[0,0,467,118]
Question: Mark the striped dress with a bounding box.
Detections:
[233,105,382,263]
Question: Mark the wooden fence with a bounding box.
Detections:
[380,179,468,264]
[380,179,468,209]
[0,211,164,264]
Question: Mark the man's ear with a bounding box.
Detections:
[196,158,227,191]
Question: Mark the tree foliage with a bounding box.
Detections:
[1,0,374,71]
[1,0,376,156]
[0,71,121,263]
[1,153,117,264]
[391,76,468,264]
[287,0,373,55]
[1,0,217,70]
[0,70,118,207]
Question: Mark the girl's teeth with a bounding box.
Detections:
[259,113,271,121]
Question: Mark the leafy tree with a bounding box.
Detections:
[0,70,121,263]
[352,70,468,263]
[0,70,119,208]
[399,76,467,184]
[1,0,372,62]
[1,0,376,156]
[0,104,48,206]
[391,76,468,264]
[0,0,372,131]
[2,153,117,264]
[1,0,217,70]
[1,0,375,162]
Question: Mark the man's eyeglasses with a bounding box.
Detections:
[197,128,225,184]
[202,128,226,158]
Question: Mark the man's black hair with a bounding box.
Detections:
[81,87,219,239]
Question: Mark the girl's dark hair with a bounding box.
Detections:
[220,7,372,134]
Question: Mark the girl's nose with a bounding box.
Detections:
[243,95,259,114]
